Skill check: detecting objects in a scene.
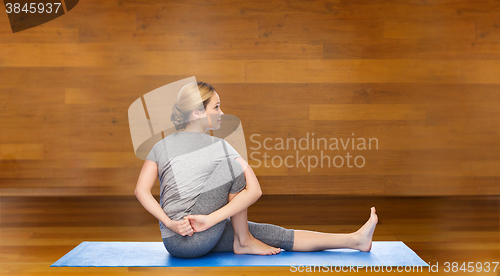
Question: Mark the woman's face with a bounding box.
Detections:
[205,91,224,130]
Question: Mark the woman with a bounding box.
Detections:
[135,81,378,258]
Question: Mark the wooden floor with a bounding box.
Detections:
[1,195,498,275]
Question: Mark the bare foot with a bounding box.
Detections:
[353,207,378,252]
[233,234,282,255]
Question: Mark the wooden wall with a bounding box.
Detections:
[1,0,499,196]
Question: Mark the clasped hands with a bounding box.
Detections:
[166,214,214,237]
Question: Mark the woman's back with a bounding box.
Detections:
[146,131,245,239]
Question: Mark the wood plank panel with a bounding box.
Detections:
[384,19,475,39]
[474,13,500,41]
[325,38,500,59]
[310,104,427,120]
[246,60,468,84]
[0,24,79,43]
[352,84,500,104]
[0,144,44,160]
[462,60,500,83]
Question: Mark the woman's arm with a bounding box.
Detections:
[134,160,174,228]
[135,160,194,236]
[190,157,262,229]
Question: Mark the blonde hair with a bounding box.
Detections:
[170,81,215,131]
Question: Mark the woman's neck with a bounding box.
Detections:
[181,124,207,133]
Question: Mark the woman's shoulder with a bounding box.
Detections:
[158,132,229,152]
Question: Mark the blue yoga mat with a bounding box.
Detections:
[51,241,428,268]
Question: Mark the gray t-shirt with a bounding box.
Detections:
[146,131,246,238]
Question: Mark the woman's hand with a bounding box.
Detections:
[167,217,194,237]
[184,214,214,232]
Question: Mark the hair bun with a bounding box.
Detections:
[170,103,187,130]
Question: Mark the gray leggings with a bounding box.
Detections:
[162,158,295,258]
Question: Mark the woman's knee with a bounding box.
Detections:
[163,235,214,258]
[163,219,229,258]
[247,221,295,251]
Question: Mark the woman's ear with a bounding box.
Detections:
[193,110,206,119]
